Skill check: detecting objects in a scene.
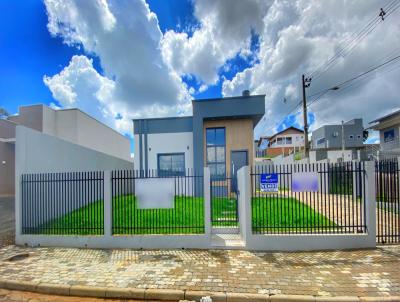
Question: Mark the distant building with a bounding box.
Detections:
[0,104,131,197]
[311,119,365,151]
[369,109,400,153]
[257,127,305,157]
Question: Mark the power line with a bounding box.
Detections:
[307,54,400,108]
[308,0,400,81]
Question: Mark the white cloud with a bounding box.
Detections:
[221,0,400,136]
[44,0,192,136]
[43,0,400,142]
[161,0,272,84]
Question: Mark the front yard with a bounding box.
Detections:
[34,195,335,235]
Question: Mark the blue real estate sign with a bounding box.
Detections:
[260,173,278,192]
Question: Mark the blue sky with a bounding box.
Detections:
[0,0,251,112]
[1,0,398,150]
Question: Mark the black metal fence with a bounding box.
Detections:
[251,162,366,234]
[112,169,205,235]
[376,159,399,244]
[21,172,104,235]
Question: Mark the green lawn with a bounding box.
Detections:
[113,195,204,234]
[211,197,238,226]
[33,195,335,235]
[252,197,335,233]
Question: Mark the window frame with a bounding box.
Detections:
[206,127,226,179]
[157,152,186,176]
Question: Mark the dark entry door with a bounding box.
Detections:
[231,150,248,192]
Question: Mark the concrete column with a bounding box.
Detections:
[104,171,112,237]
[15,173,21,240]
[237,166,251,244]
[203,167,211,235]
[364,161,376,241]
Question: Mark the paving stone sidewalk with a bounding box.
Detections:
[0,245,399,298]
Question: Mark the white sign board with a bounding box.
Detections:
[135,178,175,209]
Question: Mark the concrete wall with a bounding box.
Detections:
[16,126,133,175]
[0,119,16,139]
[0,141,15,196]
[147,132,193,171]
[8,105,43,132]
[9,105,131,162]
[15,126,133,236]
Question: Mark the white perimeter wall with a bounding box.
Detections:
[41,107,131,162]
[16,126,133,175]
[136,132,193,171]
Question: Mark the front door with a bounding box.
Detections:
[231,150,248,192]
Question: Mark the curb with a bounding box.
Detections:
[0,279,399,302]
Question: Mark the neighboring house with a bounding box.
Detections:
[257,127,305,157]
[0,104,132,197]
[311,119,365,151]
[133,91,265,179]
[369,109,400,153]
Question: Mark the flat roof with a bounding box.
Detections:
[192,94,266,102]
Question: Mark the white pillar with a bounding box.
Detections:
[203,167,211,235]
[104,171,112,237]
[237,166,251,244]
[364,161,376,242]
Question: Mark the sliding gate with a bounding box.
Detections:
[376,159,400,244]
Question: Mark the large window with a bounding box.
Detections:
[206,128,226,178]
[157,153,185,176]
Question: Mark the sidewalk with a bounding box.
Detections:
[0,244,399,300]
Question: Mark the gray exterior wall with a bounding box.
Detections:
[312,119,364,150]
[133,116,193,171]
[133,95,266,174]
[192,95,265,172]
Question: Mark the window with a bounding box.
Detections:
[384,129,395,142]
[285,137,292,145]
[357,134,362,139]
[277,137,283,145]
[157,153,185,176]
[349,135,354,140]
[206,128,226,179]
[317,137,326,145]
[332,131,339,137]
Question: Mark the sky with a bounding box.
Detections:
[1,0,400,155]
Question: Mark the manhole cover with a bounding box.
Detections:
[7,253,30,262]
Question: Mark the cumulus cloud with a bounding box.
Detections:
[161,0,271,84]
[43,0,400,142]
[44,0,192,135]
[221,0,400,137]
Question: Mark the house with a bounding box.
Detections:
[133,91,265,179]
[0,104,131,197]
[369,109,400,153]
[256,127,305,157]
[311,119,365,150]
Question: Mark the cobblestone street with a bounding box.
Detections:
[0,245,399,298]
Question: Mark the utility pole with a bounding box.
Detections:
[302,75,311,158]
[341,120,345,161]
